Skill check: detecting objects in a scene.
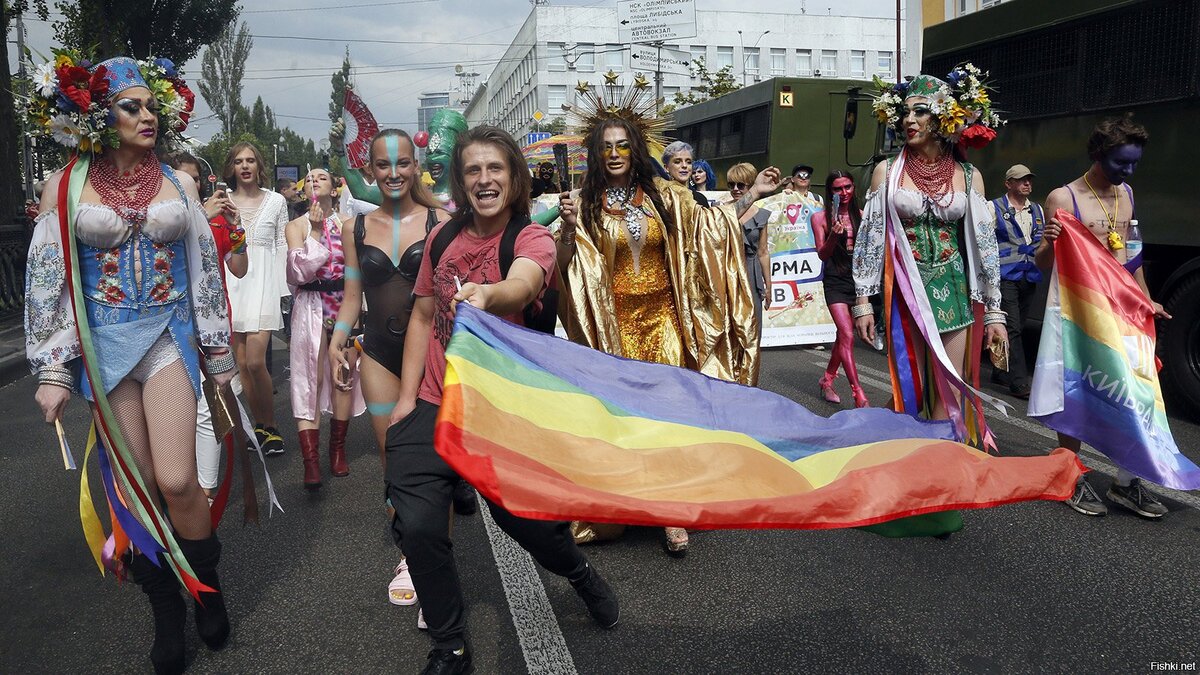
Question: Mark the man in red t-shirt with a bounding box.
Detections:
[386,127,619,673]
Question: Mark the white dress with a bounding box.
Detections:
[225,188,290,332]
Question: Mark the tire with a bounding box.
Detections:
[1160,273,1200,422]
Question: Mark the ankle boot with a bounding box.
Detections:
[128,552,187,675]
[328,419,350,477]
[178,534,231,651]
[299,428,322,489]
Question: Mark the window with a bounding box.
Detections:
[547,85,567,111]
[820,49,837,76]
[796,49,812,76]
[850,50,865,78]
[663,86,680,99]
[575,43,595,72]
[716,46,734,69]
[605,44,624,71]
[547,42,566,72]
[878,51,894,77]
[770,48,786,76]
[744,47,760,76]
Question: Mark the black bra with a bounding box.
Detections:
[354,209,437,286]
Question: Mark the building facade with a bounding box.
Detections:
[465,6,907,140]
[923,0,1012,26]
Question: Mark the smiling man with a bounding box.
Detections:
[384,126,619,675]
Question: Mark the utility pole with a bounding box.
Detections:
[896,0,903,81]
[654,42,663,113]
[16,10,33,200]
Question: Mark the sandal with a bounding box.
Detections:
[663,527,689,558]
[818,374,841,404]
[851,385,870,409]
[388,559,418,606]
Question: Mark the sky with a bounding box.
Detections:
[9,0,898,146]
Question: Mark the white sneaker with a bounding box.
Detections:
[417,608,427,630]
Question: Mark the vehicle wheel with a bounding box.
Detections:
[1160,273,1200,422]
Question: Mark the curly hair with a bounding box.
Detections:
[580,119,672,238]
[1087,113,1149,161]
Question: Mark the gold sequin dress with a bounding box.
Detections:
[612,215,684,365]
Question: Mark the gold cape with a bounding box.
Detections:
[557,178,759,386]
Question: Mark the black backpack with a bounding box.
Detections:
[426,214,559,335]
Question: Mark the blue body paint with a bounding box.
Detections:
[384,135,404,266]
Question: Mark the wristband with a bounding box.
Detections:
[344,265,361,281]
[332,320,353,340]
[851,303,873,319]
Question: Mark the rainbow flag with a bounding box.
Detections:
[1030,211,1200,490]
[435,305,1082,534]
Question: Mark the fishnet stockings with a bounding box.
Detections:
[99,358,212,541]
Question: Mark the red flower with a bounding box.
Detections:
[102,261,119,275]
[939,230,951,241]
[171,80,195,131]
[913,250,923,261]
[957,124,997,150]
[154,259,170,274]
[56,65,93,110]
[940,249,952,261]
[88,66,110,101]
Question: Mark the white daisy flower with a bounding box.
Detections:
[928,88,953,115]
[34,61,57,97]
[50,114,81,147]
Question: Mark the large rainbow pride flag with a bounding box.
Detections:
[435,304,1082,535]
[1029,211,1200,490]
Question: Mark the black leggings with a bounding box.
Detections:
[384,400,587,650]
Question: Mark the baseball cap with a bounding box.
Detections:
[791,163,814,178]
[1005,164,1035,181]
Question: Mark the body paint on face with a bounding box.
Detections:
[385,135,404,265]
[1098,143,1143,186]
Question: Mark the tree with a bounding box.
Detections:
[53,0,238,63]
[326,48,352,174]
[3,1,51,225]
[670,57,741,111]
[199,20,252,137]
[543,117,569,135]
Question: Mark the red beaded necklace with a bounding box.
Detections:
[91,152,163,227]
[903,150,956,203]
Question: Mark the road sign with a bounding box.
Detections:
[533,110,545,122]
[525,132,551,146]
[779,87,794,108]
[617,0,697,45]
[629,44,692,77]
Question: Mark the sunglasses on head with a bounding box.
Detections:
[729,182,750,190]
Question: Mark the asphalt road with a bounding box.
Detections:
[1,344,1198,674]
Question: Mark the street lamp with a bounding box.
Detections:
[737,29,770,86]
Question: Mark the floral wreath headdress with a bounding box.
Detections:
[565,70,671,157]
[871,62,1004,150]
[23,49,196,154]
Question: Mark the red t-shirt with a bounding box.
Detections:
[415,221,556,406]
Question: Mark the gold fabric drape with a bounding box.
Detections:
[558,178,759,385]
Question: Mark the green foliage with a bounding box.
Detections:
[671,57,742,110]
[326,48,352,174]
[199,21,252,138]
[51,0,238,63]
[542,117,569,135]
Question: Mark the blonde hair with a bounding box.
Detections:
[726,162,757,187]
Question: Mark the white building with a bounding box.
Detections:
[464,5,908,139]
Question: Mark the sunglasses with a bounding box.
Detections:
[729,182,750,190]
[793,172,811,180]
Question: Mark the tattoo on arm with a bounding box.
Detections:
[735,193,755,217]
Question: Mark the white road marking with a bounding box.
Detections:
[480,505,579,675]
[794,351,1200,511]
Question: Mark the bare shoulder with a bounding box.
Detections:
[433,207,451,224]
[870,160,888,190]
[1044,186,1071,211]
[38,170,65,214]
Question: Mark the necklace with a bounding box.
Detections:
[1083,173,1123,250]
[91,152,163,227]
[603,186,645,242]
[903,150,956,204]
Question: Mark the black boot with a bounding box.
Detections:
[128,552,187,675]
[178,534,231,651]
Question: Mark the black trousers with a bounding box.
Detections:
[995,278,1037,390]
[385,400,588,651]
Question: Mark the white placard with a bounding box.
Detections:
[629,44,693,76]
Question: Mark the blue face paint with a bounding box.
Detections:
[385,135,404,265]
[1098,143,1143,186]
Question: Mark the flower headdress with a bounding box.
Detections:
[23,49,195,154]
[565,70,670,158]
[871,62,1004,150]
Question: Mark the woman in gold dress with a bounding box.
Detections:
[556,85,778,555]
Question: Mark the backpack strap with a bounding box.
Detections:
[425,208,438,235]
[427,216,469,272]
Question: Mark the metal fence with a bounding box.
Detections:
[0,218,30,322]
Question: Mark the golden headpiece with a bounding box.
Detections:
[566,69,671,155]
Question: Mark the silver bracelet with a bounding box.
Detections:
[38,364,74,389]
[983,310,1007,326]
[560,227,576,247]
[851,303,874,319]
[205,350,237,375]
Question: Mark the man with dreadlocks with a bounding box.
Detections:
[556,72,780,555]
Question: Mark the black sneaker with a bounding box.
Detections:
[1065,478,1107,517]
[452,480,478,516]
[248,425,268,452]
[570,562,619,629]
[420,647,473,675]
[1107,478,1168,519]
[262,426,285,456]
